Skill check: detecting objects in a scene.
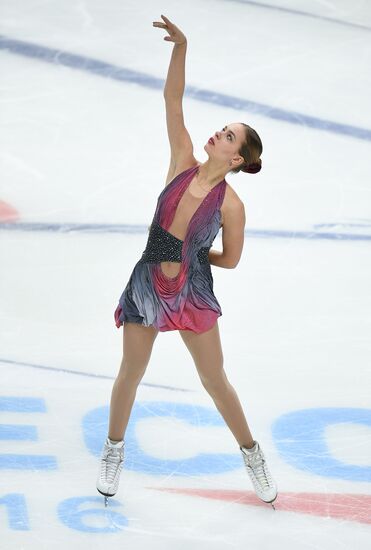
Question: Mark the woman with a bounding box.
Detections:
[96,14,277,510]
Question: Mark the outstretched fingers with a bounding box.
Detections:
[152,14,171,30]
[152,14,187,44]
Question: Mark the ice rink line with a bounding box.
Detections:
[230,0,371,31]
[0,358,193,393]
[1,35,371,142]
[1,221,371,241]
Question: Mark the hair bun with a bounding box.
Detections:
[243,160,261,174]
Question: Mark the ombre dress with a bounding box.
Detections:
[114,164,227,334]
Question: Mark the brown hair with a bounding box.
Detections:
[229,123,263,175]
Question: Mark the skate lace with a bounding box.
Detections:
[101,447,124,483]
[244,450,273,489]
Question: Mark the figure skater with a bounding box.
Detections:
[96,14,277,510]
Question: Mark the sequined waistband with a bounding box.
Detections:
[139,221,211,265]
[140,221,182,263]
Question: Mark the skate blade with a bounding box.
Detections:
[267,496,277,510]
[97,487,115,506]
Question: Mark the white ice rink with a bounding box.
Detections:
[1,0,371,548]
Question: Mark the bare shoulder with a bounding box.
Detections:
[220,182,245,226]
[164,154,200,187]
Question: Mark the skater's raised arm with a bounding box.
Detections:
[153,14,187,98]
[153,15,196,182]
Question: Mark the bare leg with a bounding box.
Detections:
[108,322,159,441]
[179,321,254,448]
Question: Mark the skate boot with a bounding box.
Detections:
[240,440,278,509]
[96,437,125,506]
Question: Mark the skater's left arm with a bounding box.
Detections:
[209,200,246,269]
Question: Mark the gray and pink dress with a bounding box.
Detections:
[114,164,227,334]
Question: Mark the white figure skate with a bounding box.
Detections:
[240,440,278,509]
[96,437,125,506]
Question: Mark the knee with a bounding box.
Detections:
[200,369,230,397]
[117,360,148,385]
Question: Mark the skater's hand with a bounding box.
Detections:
[152,14,187,45]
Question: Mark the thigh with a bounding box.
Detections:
[119,322,159,376]
[179,320,226,386]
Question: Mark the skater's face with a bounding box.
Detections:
[205,122,246,169]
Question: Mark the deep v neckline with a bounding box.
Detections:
[167,165,225,243]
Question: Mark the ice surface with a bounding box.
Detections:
[1,1,370,548]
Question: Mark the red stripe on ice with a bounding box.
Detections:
[146,487,371,524]
[0,200,20,222]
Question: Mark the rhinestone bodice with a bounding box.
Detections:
[139,220,212,265]
[139,221,183,263]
